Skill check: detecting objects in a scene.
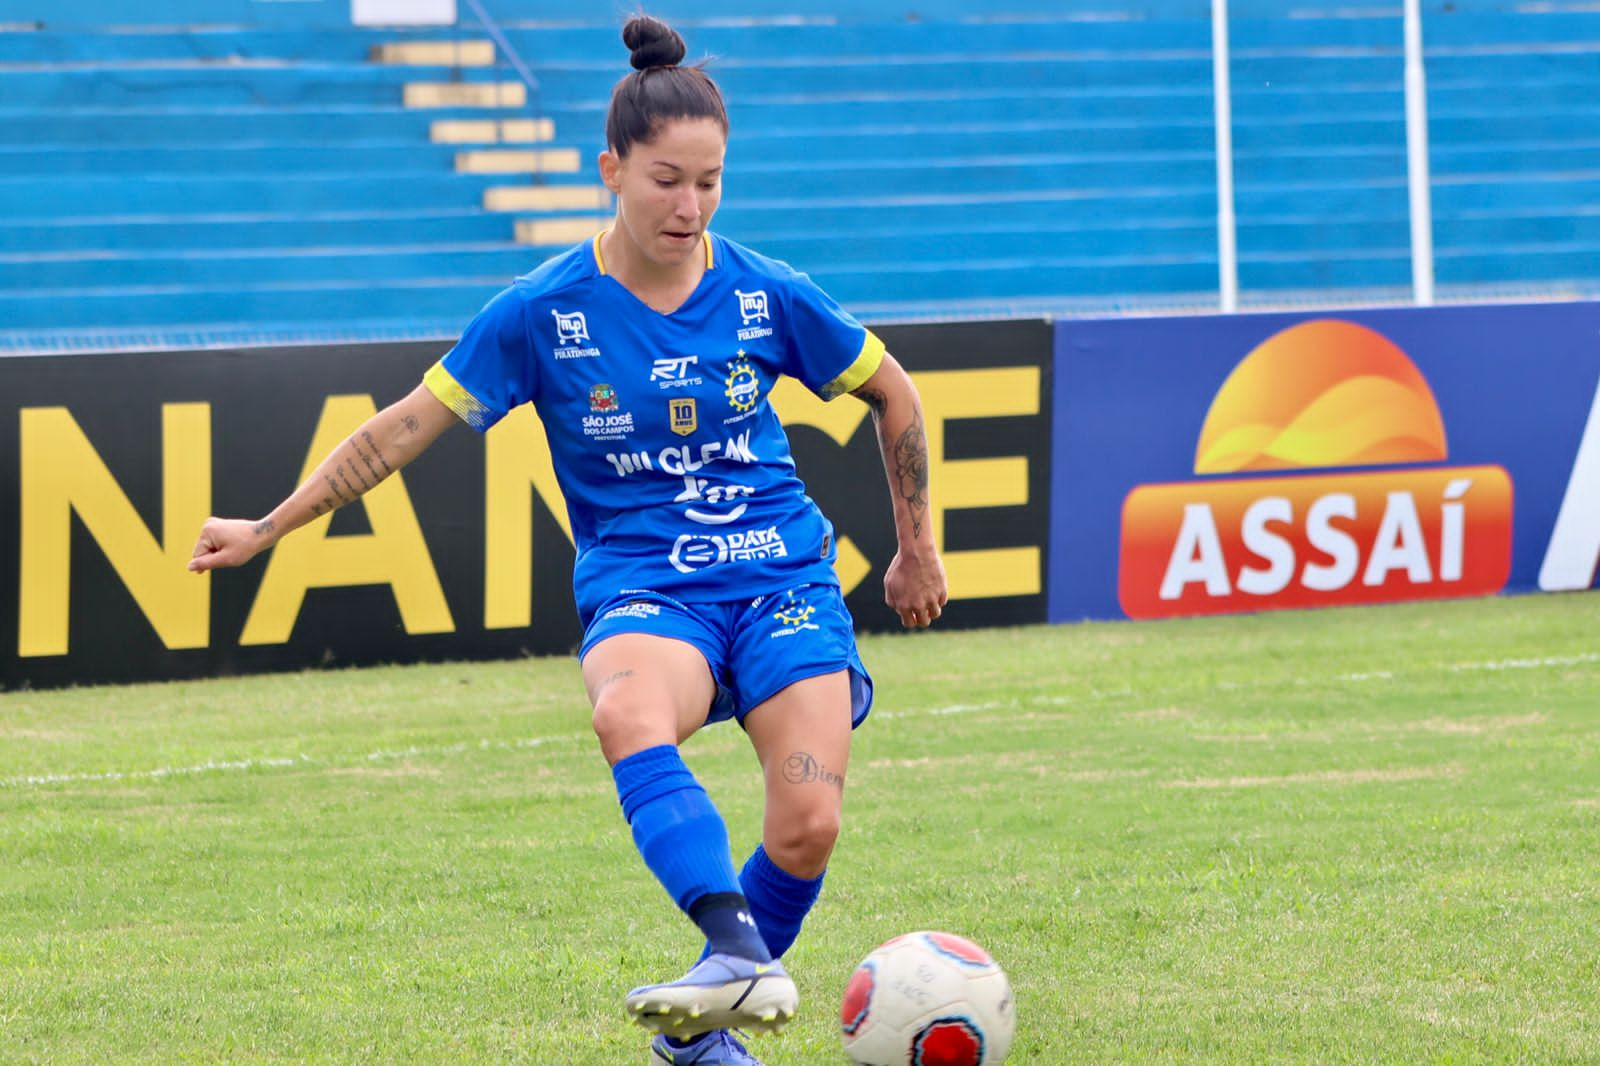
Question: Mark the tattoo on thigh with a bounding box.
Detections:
[782,751,845,790]
[597,669,634,693]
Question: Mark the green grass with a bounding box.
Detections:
[3,593,1599,1064]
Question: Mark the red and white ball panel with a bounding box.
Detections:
[839,931,1015,1066]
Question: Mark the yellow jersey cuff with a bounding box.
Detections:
[819,330,886,401]
[424,361,494,431]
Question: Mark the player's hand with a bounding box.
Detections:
[883,547,948,629]
[188,517,276,573]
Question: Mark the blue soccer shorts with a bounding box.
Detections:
[579,583,874,728]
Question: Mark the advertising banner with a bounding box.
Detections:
[1050,302,1600,622]
[1,320,1052,690]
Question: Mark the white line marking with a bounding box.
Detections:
[5,650,1595,790]
[1450,653,1600,672]
[6,755,304,788]
[0,734,583,790]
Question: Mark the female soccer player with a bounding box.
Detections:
[190,14,946,1065]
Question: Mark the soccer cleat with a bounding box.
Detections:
[626,953,797,1037]
[648,1029,763,1065]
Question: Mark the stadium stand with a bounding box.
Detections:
[1,0,1597,351]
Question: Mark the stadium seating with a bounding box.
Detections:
[1,0,1597,350]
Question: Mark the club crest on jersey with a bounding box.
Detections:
[552,309,600,359]
[724,351,761,416]
[669,397,698,436]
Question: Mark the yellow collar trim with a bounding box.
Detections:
[593,231,714,276]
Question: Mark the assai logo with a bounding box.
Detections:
[651,354,702,388]
[669,397,697,437]
[552,309,600,359]
[725,351,761,416]
[1119,320,1514,619]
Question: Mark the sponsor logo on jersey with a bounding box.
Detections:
[1118,320,1513,619]
[669,397,698,437]
[651,355,703,388]
[669,525,788,573]
[725,351,761,415]
[589,383,618,413]
[735,288,775,341]
[674,475,755,525]
[552,309,601,359]
[735,289,769,326]
[604,430,757,478]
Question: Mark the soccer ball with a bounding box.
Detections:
[839,931,1015,1065]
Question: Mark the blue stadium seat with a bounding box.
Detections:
[1,1,1598,350]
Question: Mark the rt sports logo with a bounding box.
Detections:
[1118,320,1514,619]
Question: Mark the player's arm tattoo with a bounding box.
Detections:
[253,518,275,536]
[852,381,931,539]
[353,430,394,478]
[336,462,367,497]
[852,383,889,420]
[324,473,353,505]
[402,414,421,434]
[892,413,930,539]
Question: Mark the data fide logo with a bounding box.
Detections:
[1119,320,1513,619]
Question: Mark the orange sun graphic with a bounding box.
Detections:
[1194,319,1447,475]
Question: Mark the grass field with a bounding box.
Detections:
[2,592,1598,1064]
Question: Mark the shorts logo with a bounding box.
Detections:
[669,397,698,437]
[589,383,618,413]
[553,309,590,346]
[651,355,702,388]
[725,351,761,414]
[734,289,770,326]
[669,526,788,574]
[772,589,816,629]
[602,601,662,621]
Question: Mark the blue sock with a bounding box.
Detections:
[612,745,770,961]
[738,844,825,959]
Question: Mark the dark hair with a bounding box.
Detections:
[605,15,729,157]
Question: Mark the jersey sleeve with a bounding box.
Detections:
[423,285,536,432]
[782,272,886,401]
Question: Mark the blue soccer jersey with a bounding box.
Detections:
[424,232,885,625]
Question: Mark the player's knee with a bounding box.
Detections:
[765,804,840,877]
[591,689,673,763]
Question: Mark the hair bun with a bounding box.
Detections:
[622,14,687,70]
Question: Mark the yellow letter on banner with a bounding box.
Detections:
[18,404,212,657]
[482,405,574,629]
[240,395,453,645]
[771,368,1042,601]
[914,368,1042,600]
